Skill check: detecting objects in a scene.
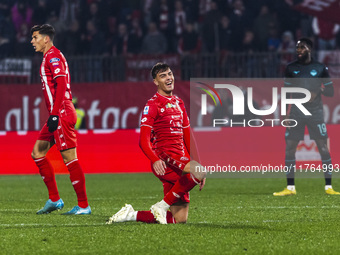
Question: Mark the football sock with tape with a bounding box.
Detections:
[137,211,176,224]
[34,156,60,202]
[322,158,332,186]
[164,173,200,205]
[285,158,295,186]
[287,185,296,191]
[66,159,88,208]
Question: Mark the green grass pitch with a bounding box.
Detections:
[1,173,340,254]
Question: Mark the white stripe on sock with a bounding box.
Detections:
[34,157,46,162]
[66,158,78,166]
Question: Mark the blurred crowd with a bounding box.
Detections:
[0,0,340,58]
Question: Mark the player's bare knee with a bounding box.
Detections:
[31,151,36,159]
[31,150,44,159]
[175,218,187,224]
[173,213,188,224]
[183,161,206,181]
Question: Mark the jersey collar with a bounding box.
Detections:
[156,92,173,100]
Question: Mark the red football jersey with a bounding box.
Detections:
[40,46,72,113]
[140,92,190,154]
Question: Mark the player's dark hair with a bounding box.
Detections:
[297,37,313,49]
[31,24,55,41]
[151,62,170,79]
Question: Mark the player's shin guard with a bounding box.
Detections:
[321,157,332,186]
[285,157,296,186]
[34,156,60,202]
[137,211,176,224]
[66,159,88,208]
[164,173,200,205]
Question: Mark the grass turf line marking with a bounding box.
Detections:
[0,223,106,228]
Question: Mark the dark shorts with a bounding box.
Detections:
[285,115,328,141]
[152,150,191,203]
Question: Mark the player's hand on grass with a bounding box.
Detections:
[199,178,206,191]
[47,115,59,132]
[153,160,166,176]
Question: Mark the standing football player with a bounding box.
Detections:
[107,63,206,224]
[31,24,91,214]
[274,38,339,196]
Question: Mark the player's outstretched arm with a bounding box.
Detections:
[139,126,166,175]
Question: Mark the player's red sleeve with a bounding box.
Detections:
[183,126,200,162]
[183,126,190,153]
[139,126,160,164]
[51,76,67,115]
[178,99,190,128]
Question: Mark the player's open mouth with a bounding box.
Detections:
[166,81,173,86]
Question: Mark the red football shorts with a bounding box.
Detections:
[152,150,191,203]
[37,100,77,151]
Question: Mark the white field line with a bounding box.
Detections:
[1,204,339,213]
[0,223,106,228]
[197,205,340,209]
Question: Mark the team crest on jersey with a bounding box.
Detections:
[310,69,317,76]
[166,103,176,108]
[49,58,60,63]
[143,106,149,114]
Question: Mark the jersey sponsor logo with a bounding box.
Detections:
[293,71,300,74]
[143,106,149,114]
[49,58,60,63]
[310,69,317,76]
[160,108,165,112]
[52,62,59,66]
[141,117,147,123]
[54,68,60,74]
[180,156,189,161]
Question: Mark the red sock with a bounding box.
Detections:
[136,211,157,223]
[66,159,88,208]
[137,211,176,224]
[34,156,60,202]
[164,173,200,205]
[166,211,176,224]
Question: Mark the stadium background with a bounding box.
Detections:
[1,0,340,174]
